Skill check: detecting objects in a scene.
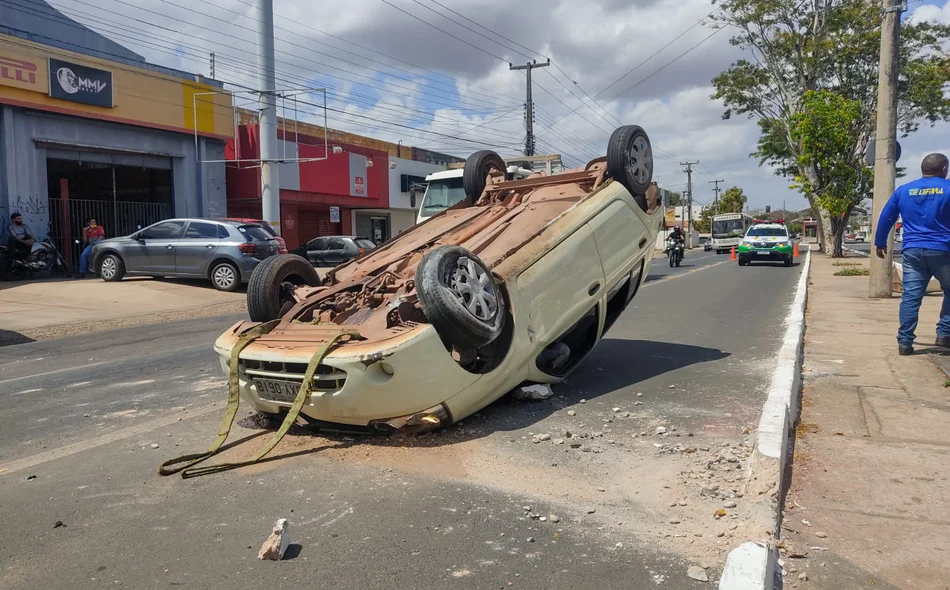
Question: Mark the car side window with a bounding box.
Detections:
[184,222,219,239]
[327,238,345,250]
[217,225,231,239]
[308,238,327,251]
[141,221,185,240]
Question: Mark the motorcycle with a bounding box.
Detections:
[667,238,684,268]
[0,239,67,280]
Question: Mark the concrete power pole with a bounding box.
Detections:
[257,0,281,233]
[868,0,903,298]
[681,161,698,243]
[509,60,550,156]
[709,179,724,215]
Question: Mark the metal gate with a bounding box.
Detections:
[48,198,171,272]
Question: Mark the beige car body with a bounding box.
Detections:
[213,159,662,431]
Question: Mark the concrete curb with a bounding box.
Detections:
[719,248,811,589]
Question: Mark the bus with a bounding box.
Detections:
[711,213,753,253]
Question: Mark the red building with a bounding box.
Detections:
[226,123,391,250]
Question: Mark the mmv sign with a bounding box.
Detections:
[48,58,113,108]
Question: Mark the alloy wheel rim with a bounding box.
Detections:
[627,135,653,185]
[101,257,116,279]
[214,265,235,288]
[451,257,497,321]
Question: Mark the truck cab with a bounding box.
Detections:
[415,165,534,225]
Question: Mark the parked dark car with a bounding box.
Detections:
[90,218,280,291]
[291,236,376,267]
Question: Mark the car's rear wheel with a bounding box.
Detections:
[606,125,653,211]
[210,261,241,292]
[99,253,125,282]
[416,245,506,351]
[463,150,507,199]
[247,254,321,322]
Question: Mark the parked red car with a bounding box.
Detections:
[221,218,288,254]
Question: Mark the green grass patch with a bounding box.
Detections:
[834,267,870,276]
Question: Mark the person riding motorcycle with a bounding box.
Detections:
[668,226,686,249]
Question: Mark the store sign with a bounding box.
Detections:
[329,206,341,223]
[348,152,368,197]
[48,58,113,108]
[0,55,40,91]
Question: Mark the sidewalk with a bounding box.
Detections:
[783,255,950,589]
[0,277,246,345]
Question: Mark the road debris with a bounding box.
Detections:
[549,515,560,523]
[26,474,36,481]
[814,531,828,538]
[511,384,554,401]
[567,410,577,417]
[687,565,709,582]
[53,520,65,528]
[258,518,290,561]
[150,443,160,449]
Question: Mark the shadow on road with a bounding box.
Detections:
[0,329,35,347]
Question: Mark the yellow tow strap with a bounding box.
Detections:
[158,321,358,478]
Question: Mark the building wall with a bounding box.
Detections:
[388,156,444,211]
[0,105,226,240]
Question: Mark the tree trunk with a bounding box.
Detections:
[818,206,854,258]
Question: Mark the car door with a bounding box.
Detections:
[325,237,347,266]
[304,238,328,265]
[588,199,649,294]
[175,221,222,276]
[126,220,185,274]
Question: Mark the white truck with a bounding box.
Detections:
[415,155,563,225]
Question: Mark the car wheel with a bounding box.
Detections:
[210,261,241,292]
[416,245,506,350]
[784,257,793,267]
[99,253,125,282]
[606,125,653,211]
[247,254,321,322]
[463,150,507,199]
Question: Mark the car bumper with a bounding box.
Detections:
[213,321,486,430]
[737,245,792,260]
[233,256,265,282]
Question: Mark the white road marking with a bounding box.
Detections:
[13,388,44,396]
[0,362,107,386]
[67,381,92,388]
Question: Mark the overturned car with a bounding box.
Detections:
[213,125,661,433]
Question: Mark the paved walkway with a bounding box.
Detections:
[784,255,950,589]
[0,277,245,345]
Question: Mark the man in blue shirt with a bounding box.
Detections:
[875,153,950,355]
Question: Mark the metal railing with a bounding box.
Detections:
[48,198,171,272]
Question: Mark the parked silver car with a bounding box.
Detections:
[90,218,280,291]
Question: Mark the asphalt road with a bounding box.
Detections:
[844,241,902,256]
[0,248,804,589]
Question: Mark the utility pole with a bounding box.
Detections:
[681,161,698,243]
[509,59,550,156]
[868,0,903,298]
[209,52,215,78]
[709,179,724,215]
[257,0,281,233]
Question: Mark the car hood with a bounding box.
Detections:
[94,236,135,247]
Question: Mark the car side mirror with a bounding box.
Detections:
[134,234,145,242]
[409,187,417,208]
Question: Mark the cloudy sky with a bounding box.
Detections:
[44,0,950,210]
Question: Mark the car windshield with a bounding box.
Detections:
[420,177,465,218]
[712,218,745,238]
[355,238,376,250]
[746,227,788,238]
[238,225,273,241]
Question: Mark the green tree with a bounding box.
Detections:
[696,204,714,233]
[791,90,872,256]
[668,191,685,207]
[719,186,747,213]
[710,0,950,256]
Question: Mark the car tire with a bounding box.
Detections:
[606,125,653,211]
[416,245,506,350]
[247,254,321,322]
[463,150,507,199]
[784,257,793,267]
[99,253,125,282]
[210,261,241,292]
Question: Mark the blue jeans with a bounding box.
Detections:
[79,244,93,274]
[899,248,950,345]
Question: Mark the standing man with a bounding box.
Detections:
[875,153,950,355]
[78,217,105,277]
[1,213,34,280]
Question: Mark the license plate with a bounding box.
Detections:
[254,378,302,403]
[756,250,772,255]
